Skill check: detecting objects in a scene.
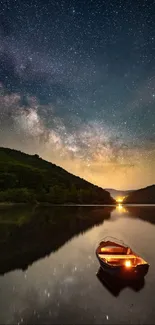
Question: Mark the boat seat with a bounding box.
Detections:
[98,254,136,260]
[100,247,129,254]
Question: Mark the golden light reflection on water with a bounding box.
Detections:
[116,204,127,213]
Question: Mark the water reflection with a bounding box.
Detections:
[0,204,155,276]
[0,205,114,275]
[125,205,155,224]
[116,204,127,213]
[0,205,155,324]
[96,267,145,297]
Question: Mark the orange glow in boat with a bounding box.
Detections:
[125,260,132,268]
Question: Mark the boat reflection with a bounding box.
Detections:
[96,267,145,297]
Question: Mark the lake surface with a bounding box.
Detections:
[0,204,155,324]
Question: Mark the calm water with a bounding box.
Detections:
[0,205,155,324]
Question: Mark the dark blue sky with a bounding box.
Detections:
[0,0,155,189]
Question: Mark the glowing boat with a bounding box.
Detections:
[96,237,149,278]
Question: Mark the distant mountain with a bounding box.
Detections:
[0,147,115,204]
[106,188,134,200]
[124,185,155,204]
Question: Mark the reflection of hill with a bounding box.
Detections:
[125,206,155,225]
[124,185,155,204]
[0,206,114,275]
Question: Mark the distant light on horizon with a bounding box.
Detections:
[116,197,124,203]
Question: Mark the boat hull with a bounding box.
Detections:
[96,252,149,278]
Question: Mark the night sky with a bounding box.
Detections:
[0,0,155,190]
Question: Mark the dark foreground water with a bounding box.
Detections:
[0,204,155,324]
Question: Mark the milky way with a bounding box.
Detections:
[0,0,155,189]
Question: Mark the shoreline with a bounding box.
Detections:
[0,202,116,207]
[0,202,155,208]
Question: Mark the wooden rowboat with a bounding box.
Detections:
[96,237,149,278]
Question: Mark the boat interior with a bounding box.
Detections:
[97,241,148,267]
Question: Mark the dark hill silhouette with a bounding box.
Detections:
[124,185,155,204]
[0,147,115,204]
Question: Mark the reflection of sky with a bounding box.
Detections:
[0,207,155,324]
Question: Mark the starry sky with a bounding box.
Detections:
[0,0,155,190]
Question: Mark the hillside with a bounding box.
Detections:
[124,185,155,204]
[0,147,115,204]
